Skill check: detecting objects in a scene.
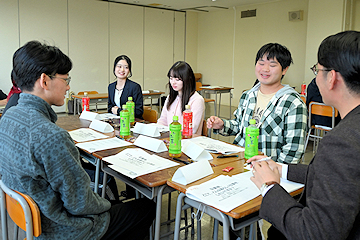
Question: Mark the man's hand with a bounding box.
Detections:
[207,116,224,130]
[246,155,282,173]
[250,159,281,189]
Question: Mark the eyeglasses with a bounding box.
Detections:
[48,74,71,85]
[310,64,331,76]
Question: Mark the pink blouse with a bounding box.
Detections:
[157,91,205,135]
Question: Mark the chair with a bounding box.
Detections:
[77,91,100,112]
[143,106,158,123]
[0,180,41,240]
[196,82,217,116]
[303,101,339,162]
[300,94,306,104]
[194,73,202,82]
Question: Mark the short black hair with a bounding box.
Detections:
[12,41,72,92]
[255,43,293,70]
[318,30,360,94]
[113,55,132,78]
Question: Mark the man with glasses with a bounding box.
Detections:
[248,31,360,239]
[0,41,155,239]
[207,43,307,164]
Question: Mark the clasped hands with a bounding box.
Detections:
[247,155,282,189]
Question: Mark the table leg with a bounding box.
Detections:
[0,188,9,240]
[94,160,100,194]
[154,185,167,240]
[159,96,162,112]
[229,90,232,119]
[174,192,186,240]
[101,172,107,198]
[218,92,222,117]
[73,98,76,115]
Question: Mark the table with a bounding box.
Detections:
[72,91,165,115]
[167,161,303,240]
[72,93,108,115]
[200,86,234,119]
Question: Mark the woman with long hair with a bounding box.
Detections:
[158,61,205,135]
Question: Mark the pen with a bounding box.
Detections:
[172,157,191,165]
[217,154,239,158]
[247,156,272,165]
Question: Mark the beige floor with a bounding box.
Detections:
[0,104,315,239]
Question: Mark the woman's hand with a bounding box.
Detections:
[111,106,119,115]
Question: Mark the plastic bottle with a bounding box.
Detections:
[169,116,182,158]
[126,96,135,124]
[244,119,259,159]
[301,81,306,95]
[182,105,193,139]
[119,105,130,139]
[82,92,90,112]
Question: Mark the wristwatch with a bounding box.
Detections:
[260,181,278,196]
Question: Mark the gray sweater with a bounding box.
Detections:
[0,93,110,239]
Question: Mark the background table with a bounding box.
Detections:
[200,86,234,119]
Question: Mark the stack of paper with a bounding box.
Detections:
[76,137,132,153]
[69,128,110,142]
[183,136,244,154]
[102,148,179,178]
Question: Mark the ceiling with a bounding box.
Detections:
[102,0,282,12]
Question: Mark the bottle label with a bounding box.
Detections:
[82,97,90,112]
[120,112,130,136]
[169,124,182,154]
[183,112,193,136]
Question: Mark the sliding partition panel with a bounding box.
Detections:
[0,0,19,92]
[109,3,144,88]
[19,0,68,112]
[68,0,109,95]
[143,8,174,93]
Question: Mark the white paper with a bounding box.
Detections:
[98,113,120,120]
[201,85,222,89]
[68,128,110,142]
[89,119,114,133]
[79,111,101,121]
[186,172,260,212]
[103,148,179,178]
[315,125,332,130]
[172,160,213,185]
[133,122,161,137]
[147,123,169,133]
[181,140,213,162]
[134,135,167,153]
[186,136,244,154]
[75,137,132,153]
[142,90,150,94]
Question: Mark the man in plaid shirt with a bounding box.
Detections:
[207,43,307,164]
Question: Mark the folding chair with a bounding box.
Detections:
[143,106,158,123]
[300,94,306,104]
[303,101,338,162]
[0,180,41,240]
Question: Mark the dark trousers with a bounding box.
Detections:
[101,198,156,240]
[267,225,287,239]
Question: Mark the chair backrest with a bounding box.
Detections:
[0,180,41,240]
[143,106,158,123]
[194,73,202,82]
[300,95,306,104]
[77,91,98,95]
[195,81,202,92]
[308,101,339,128]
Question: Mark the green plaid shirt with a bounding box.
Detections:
[216,84,307,164]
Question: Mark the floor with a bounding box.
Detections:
[0,104,315,240]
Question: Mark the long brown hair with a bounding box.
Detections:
[166,61,196,112]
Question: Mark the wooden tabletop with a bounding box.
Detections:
[200,86,234,91]
[143,91,165,96]
[72,93,108,99]
[167,161,303,219]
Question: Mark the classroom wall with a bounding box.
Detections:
[196,0,309,106]
[0,0,185,112]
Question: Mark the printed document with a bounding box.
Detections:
[69,128,110,142]
[103,148,179,178]
[76,137,132,153]
[184,136,244,154]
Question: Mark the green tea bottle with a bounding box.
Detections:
[169,116,182,158]
[244,119,259,159]
[119,104,130,139]
[126,96,135,124]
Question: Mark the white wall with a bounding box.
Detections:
[197,0,309,106]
